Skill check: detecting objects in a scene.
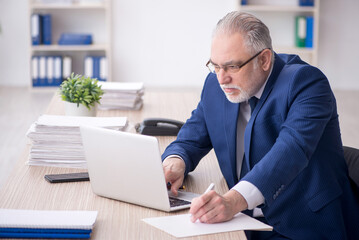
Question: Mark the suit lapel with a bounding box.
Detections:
[244,53,285,168]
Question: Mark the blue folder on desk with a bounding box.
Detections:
[0,209,97,239]
[0,228,91,239]
[58,33,93,45]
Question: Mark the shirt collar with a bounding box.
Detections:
[253,64,273,100]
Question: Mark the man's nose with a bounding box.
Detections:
[217,69,231,85]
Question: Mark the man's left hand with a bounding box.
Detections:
[189,189,248,223]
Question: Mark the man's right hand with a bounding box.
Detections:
[163,157,186,196]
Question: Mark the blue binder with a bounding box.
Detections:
[39,56,47,86]
[31,14,41,45]
[62,56,72,80]
[58,33,92,45]
[84,56,93,78]
[83,56,106,80]
[93,56,100,80]
[46,56,54,86]
[53,56,63,86]
[299,0,314,6]
[305,16,314,48]
[42,14,52,45]
[99,56,107,81]
[31,56,40,87]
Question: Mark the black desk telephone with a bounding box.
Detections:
[135,118,184,136]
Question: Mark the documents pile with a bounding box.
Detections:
[26,114,128,168]
[98,82,144,110]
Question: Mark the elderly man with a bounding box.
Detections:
[162,11,359,239]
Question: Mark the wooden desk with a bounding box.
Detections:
[0,89,246,240]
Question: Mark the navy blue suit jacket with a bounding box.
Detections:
[162,53,359,239]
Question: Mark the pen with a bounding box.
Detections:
[167,182,186,190]
[203,183,215,194]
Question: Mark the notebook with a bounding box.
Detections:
[80,125,199,212]
[0,209,97,239]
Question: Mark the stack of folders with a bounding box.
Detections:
[84,56,107,82]
[98,82,144,110]
[0,209,97,239]
[32,56,72,87]
[31,14,52,45]
[26,114,128,168]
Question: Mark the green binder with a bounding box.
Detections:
[295,16,306,48]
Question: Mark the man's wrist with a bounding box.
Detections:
[231,181,265,210]
[163,156,186,179]
[163,156,185,168]
[224,189,248,213]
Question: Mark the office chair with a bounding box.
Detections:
[343,146,359,188]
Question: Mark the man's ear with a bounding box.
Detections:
[260,49,272,71]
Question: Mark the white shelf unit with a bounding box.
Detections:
[28,0,112,88]
[238,0,320,66]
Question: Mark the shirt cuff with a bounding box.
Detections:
[163,155,184,162]
[231,181,265,210]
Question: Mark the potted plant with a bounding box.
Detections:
[59,73,104,117]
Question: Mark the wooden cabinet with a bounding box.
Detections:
[28,0,112,88]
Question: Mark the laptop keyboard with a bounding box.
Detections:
[169,197,191,207]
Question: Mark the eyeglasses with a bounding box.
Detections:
[206,48,270,74]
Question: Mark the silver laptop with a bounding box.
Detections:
[80,125,199,212]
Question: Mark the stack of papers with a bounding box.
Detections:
[26,114,128,168]
[0,209,97,239]
[98,82,144,110]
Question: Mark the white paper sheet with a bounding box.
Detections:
[98,81,144,92]
[142,213,272,238]
[36,115,127,128]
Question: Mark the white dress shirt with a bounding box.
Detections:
[232,68,272,217]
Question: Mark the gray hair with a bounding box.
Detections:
[213,11,273,56]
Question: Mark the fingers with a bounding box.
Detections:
[190,191,236,224]
[189,190,216,223]
[164,168,182,196]
[167,180,182,196]
[163,157,185,196]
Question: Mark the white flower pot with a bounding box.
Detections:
[64,101,97,117]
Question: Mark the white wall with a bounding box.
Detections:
[0,0,30,87]
[318,0,359,90]
[0,0,358,89]
[112,0,236,87]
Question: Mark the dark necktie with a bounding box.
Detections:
[249,96,258,114]
[240,97,259,217]
[239,96,258,179]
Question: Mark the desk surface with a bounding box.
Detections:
[0,89,246,240]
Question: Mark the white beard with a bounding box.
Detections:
[220,84,250,103]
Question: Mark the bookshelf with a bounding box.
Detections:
[28,0,112,88]
[238,0,320,66]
